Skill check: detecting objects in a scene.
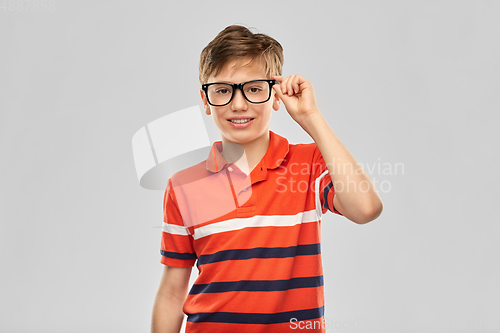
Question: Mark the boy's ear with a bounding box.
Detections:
[272,91,281,111]
[200,89,211,115]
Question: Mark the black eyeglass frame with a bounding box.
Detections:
[201,79,278,107]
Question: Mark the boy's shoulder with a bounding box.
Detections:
[277,135,324,173]
[287,140,320,159]
[258,131,321,169]
[267,130,320,158]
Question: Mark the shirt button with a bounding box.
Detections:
[227,166,233,172]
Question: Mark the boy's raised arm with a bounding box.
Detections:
[151,265,192,333]
[273,75,383,224]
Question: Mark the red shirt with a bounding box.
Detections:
[161,130,343,333]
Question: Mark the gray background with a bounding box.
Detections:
[1,0,499,332]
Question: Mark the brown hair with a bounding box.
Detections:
[199,25,284,84]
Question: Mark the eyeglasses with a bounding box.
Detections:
[202,79,278,107]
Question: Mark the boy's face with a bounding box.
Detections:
[200,57,281,146]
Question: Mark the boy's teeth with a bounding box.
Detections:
[230,118,252,124]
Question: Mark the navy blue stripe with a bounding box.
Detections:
[197,243,320,266]
[323,181,333,211]
[189,275,323,295]
[160,250,197,260]
[187,305,324,324]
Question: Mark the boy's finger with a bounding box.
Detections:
[292,75,299,95]
[273,84,289,101]
[287,75,296,96]
[273,84,285,98]
[281,77,289,94]
[273,75,285,92]
[292,76,300,94]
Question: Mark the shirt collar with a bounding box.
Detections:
[205,130,289,173]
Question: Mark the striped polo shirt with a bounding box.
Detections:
[160,130,343,333]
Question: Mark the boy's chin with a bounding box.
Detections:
[222,131,263,145]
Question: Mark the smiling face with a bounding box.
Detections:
[200,57,281,147]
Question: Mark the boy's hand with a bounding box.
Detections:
[272,75,321,124]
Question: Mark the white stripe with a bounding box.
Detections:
[162,222,191,236]
[315,169,330,220]
[193,210,319,240]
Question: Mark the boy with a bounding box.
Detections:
[151,25,383,333]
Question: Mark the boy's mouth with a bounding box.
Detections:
[228,118,254,124]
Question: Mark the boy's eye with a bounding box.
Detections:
[215,88,231,94]
[247,87,262,93]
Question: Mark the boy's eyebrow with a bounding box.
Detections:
[206,81,235,84]
[205,79,274,85]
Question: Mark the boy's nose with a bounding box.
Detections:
[230,89,248,110]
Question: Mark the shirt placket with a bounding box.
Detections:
[224,162,269,208]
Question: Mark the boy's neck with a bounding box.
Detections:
[220,131,270,175]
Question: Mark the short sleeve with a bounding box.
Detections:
[311,144,343,217]
[160,178,197,267]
